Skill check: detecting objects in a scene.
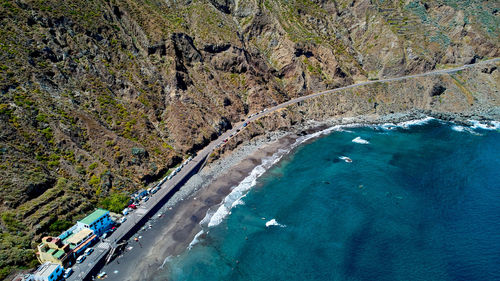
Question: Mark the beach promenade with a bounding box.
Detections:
[66,57,499,281]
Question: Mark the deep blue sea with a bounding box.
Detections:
[160,119,500,281]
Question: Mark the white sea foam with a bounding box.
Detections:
[380,123,397,130]
[206,166,264,227]
[398,116,435,128]
[468,120,500,130]
[450,120,500,135]
[265,219,286,228]
[204,152,285,228]
[339,156,353,163]
[232,198,245,207]
[352,136,369,144]
[160,255,174,269]
[379,117,435,130]
[187,230,204,250]
[452,125,466,132]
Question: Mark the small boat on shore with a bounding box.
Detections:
[339,156,353,163]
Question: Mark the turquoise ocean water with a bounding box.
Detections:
[158,119,500,281]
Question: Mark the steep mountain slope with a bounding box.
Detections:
[0,0,499,278]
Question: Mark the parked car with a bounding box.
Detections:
[128,204,137,209]
[243,122,248,127]
[122,208,129,216]
[143,196,149,202]
[119,217,127,224]
[97,272,106,279]
[76,255,86,264]
[84,247,94,256]
[63,268,73,278]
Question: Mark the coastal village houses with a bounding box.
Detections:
[36,209,113,265]
[20,262,63,281]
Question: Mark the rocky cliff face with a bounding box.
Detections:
[216,60,500,158]
[0,0,499,277]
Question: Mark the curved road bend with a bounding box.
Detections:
[67,57,498,280]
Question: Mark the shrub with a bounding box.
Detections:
[1,212,24,232]
[88,162,98,170]
[36,113,48,123]
[89,175,100,187]
[48,220,73,233]
[76,165,86,175]
[98,193,129,213]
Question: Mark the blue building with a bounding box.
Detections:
[28,262,63,281]
[76,208,113,236]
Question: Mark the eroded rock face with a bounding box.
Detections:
[0,0,498,275]
[430,84,447,97]
[209,0,234,14]
[214,61,500,161]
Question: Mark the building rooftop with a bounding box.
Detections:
[53,250,65,259]
[72,233,96,253]
[34,262,59,278]
[79,208,108,225]
[65,228,93,245]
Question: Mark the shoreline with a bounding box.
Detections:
[102,111,499,281]
[102,130,298,281]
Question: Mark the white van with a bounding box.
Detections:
[63,268,73,278]
[84,247,94,256]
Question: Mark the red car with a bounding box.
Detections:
[128,204,137,209]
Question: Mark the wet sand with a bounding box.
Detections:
[102,134,298,281]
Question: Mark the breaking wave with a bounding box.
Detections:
[265,219,286,228]
[352,136,369,144]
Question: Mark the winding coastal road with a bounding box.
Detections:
[67,57,499,281]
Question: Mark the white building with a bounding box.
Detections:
[30,262,63,281]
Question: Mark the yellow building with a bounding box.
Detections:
[36,237,70,265]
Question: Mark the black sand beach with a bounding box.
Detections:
[101,133,298,281]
